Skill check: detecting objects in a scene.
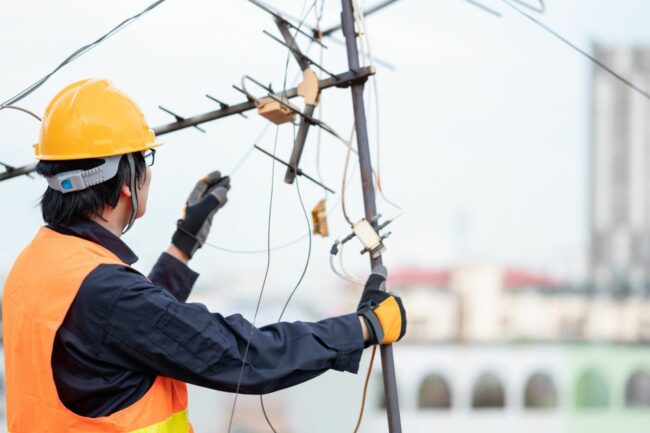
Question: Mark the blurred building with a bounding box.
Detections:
[345,264,650,433]
[361,344,650,433]
[590,45,650,296]
[384,264,650,344]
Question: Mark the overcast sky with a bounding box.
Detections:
[1,0,650,312]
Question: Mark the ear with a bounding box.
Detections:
[120,183,132,199]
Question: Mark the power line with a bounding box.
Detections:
[2,0,168,106]
[501,0,650,100]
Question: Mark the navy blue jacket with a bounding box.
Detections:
[49,219,364,417]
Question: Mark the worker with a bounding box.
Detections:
[2,78,407,432]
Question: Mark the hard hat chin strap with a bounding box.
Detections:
[122,153,138,234]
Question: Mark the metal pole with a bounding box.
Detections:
[339,1,402,432]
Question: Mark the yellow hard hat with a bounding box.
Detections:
[35,79,161,160]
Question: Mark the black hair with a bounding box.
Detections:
[35,153,147,226]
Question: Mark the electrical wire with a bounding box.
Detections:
[226,3,316,432]
[259,176,313,432]
[341,127,357,226]
[203,18,322,256]
[205,235,306,255]
[228,146,256,177]
[259,14,316,433]
[314,0,328,200]
[259,396,278,433]
[225,125,279,433]
[353,345,377,433]
[277,180,312,322]
[510,0,545,14]
[205,26,360,256]
[329,244,362,286]
[213,1,392,433]
[355,0,403,213]
[0,105,42,121]
[339,241,365,285]
[500,0,650,100]
[2,0,169,106]
[204,161,358,255]
[0,105,42,179]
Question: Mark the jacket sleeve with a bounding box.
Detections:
[103,270,365,394]
[147,252,199,302]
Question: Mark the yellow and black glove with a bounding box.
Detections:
[357,265,407,346]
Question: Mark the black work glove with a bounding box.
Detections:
[357,265,407,346]
[171,171,230,259]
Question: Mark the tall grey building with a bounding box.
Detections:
[591,45,650,296]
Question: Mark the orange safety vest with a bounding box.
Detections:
[2,227,193,433]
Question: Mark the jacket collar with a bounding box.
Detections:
[47,218,138,265]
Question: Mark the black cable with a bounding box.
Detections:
[258,4,316,431]
[260,395,279,433]
[227,3,316,432]
[225,126,279,433]
[501,0,650,100]
[277,165,312,320]
[2,0,168,106]
[0,105,42,121]
[204,170,358,255]
[205,235,307,254]
[259,177,312,433]
[259,114,314,433]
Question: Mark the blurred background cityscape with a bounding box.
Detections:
[1,1,650,432]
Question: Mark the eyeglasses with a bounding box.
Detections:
[144,149,156,167]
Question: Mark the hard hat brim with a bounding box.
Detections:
[35,141,163,161]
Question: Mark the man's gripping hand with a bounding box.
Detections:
[171,171,230,259]
[357,265,407,346]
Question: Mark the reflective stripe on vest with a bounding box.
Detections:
[130,409,189,433]
[2,227,191,433]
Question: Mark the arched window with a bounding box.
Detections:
[418,373,452,409]
[625,369,650,407]
[471,372,505,409]
[524,372,558,409]
[575,369,609,408]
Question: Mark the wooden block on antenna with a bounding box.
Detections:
[298,69,320,106]
[256,97,295,124]
[311,199,329,237]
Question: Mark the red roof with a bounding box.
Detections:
[386,266,559,290]
[388,267,450,288]
[502,269,558,289]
